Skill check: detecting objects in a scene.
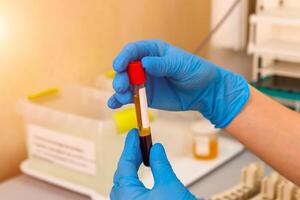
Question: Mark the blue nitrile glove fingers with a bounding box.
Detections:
[113,40,167,73]
[149,144,197,200]
[110,129,148,200]
[110,129,197,200]
[108,40,249,128]
[113,72,130,93]
[107,94,123,109]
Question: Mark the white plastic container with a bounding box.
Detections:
[191,119,220,160]
[17,85,125,199]
[94,74,114,92]
[17,85,245,199]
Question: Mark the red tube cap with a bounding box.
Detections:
[127,61,146,85]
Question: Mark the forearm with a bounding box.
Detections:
[226,86,300,185]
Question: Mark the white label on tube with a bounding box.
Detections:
[139,87,150,128]
[27,124,97,175]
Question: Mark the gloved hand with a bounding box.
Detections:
[107,40,249,128]
[110,129,197,200]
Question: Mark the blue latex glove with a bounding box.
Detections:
[107,40,249,128]
[110,129,197,200]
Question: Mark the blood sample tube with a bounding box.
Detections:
[127,61,152,166]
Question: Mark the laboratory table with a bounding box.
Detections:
[0,150,272,200]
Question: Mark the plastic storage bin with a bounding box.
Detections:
[17,85,126,199]
[17,84,246,199]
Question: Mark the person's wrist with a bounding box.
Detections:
[198,69,250,128]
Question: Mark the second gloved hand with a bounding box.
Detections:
[110,129,196,200]
[108,40,249,128]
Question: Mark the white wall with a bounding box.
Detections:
[0,0,211,182]
[211,0,249,50]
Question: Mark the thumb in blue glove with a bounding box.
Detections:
[110,129,197,200]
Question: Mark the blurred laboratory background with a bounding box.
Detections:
[0,0,211,182]
[0,0,300,200]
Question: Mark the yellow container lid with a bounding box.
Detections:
[27,87,60,101]
[105,70,115,79]
[113,107,154,134]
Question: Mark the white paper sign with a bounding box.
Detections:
[27,124,96,175]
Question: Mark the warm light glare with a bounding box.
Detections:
[0,17,9,41]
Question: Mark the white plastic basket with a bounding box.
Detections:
[17,85,245,200]
[17,85,125,199]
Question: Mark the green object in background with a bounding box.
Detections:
[253,86,300,101]
[113,107,154,134]
[251,76,300,101]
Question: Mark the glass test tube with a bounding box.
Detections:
[128,61,152,166]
